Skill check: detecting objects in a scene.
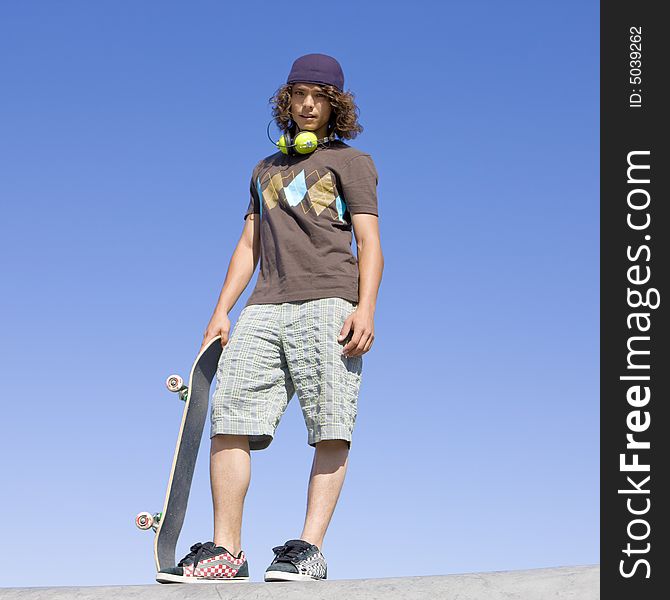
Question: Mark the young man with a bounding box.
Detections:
[157,53,383,584]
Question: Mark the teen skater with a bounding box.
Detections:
[157,53,383,584]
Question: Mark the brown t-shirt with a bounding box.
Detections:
[243,140,378,307]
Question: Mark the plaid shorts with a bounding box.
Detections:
[210,297,363,450]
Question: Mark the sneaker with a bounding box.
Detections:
[264,539,327,581]
[156,541,250,583]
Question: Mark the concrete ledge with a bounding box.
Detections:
[0,565,599,599]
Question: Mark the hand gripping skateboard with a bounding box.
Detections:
[135,336,223,572]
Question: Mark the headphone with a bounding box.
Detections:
[266,118,337,156]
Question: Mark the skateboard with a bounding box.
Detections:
[135,336,223,572]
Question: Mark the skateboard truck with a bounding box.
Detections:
[134,374,188,536]
[166,374,188,401]
[134,376,188,536]
[135,511,162,532]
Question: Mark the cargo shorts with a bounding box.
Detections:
[210,297,363,451]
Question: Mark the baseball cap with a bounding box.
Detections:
[286,53,344,92]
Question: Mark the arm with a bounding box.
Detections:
[212,213,261,313]
[200,213,261,350]
[338,213,384,357]
[353,213,384,314]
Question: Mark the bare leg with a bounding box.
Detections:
[210,434,250,557]
[299,439,350,550]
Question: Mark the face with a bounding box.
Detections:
[290,83,333,139]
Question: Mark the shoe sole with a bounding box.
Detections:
[264,570,324,582]
[156,573,250,584]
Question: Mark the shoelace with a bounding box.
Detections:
[272,542,310,563]
[178,542,214,569]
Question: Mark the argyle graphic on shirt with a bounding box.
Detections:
[257,168,348,223]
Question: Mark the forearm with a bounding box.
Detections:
[213,244,258,314]
[356,240,383,313]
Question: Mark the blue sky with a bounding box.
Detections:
[0,0,599,587]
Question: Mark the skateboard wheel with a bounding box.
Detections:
[135,511,154,530]
[166,374,183,392]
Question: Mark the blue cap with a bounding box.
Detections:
[286,53,344,92]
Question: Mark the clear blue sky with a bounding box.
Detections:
[0,0,599,588]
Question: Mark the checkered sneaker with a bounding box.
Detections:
[264,539,328,582]
[156,541,250,584]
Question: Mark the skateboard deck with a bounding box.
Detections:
[135,336,223,572]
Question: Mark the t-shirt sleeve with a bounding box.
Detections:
[244,168,261,220]
[339,154,379,216]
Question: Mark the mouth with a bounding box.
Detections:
[301,115,316,119]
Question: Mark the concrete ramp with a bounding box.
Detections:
[0,565,599,599]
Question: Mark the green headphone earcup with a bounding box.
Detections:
[294,131,319,154]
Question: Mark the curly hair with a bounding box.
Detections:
[269,83,364,140]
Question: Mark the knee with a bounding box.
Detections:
[315,439,349,451]
[211,434,250,452]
